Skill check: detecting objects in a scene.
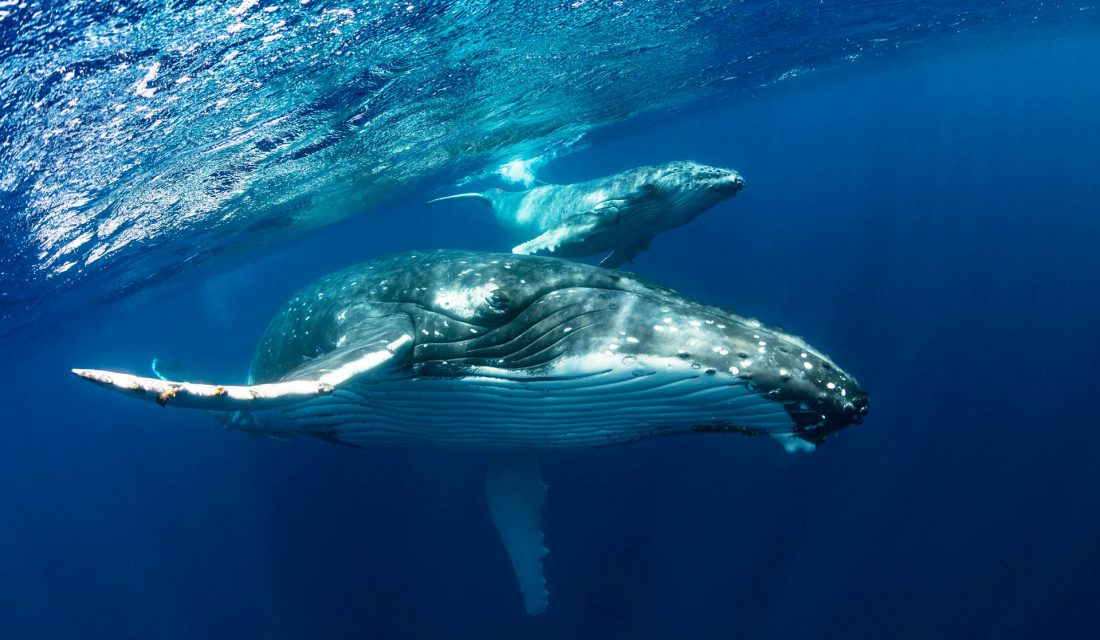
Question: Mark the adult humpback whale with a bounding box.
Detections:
[73,250,868,615]
[428,161,745,267]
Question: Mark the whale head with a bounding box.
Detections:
[653,160,745,198]
[548,286,870,444]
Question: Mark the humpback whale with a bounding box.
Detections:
[428,161,745,267]
[73,250,867,615]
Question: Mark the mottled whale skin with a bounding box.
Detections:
[428,161,745,267]
[73,250,867,615]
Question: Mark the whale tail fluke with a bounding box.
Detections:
[425,192,495,207]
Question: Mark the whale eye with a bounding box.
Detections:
[488,289,510,311]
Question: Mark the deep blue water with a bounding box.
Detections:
[3,9,1100,640]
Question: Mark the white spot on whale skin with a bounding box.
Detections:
[728,366,740,375]
[803,361,813,370]
[827,382,836,389]
[434,283,499,319]
[626,337,639,343]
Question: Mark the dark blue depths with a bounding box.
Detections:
[2,33,1100,639]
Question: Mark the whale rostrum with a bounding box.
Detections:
[73,250,867,615]
[428,161,745,267]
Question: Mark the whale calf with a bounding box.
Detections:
[428,161,745,267]
[74,250,867,614]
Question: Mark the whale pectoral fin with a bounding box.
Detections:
[486,453,550,616]
[772,433,817,453]
[512,221,597,255]
[72,323,414,411]
[599,235,655,269]
[512,212,608,255]
[71,368,346,411]
[280,316,415,383]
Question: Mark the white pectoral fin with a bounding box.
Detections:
[772,433,817,454]
[72,368,341,410]
[72,333,413,411]
[486,452,550,615]
[512,212,605,255]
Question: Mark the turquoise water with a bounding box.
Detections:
[2,1,1095,340]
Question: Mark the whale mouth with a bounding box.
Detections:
[847,395,869,424]
[834,393,869,428]
[708,173,745,195]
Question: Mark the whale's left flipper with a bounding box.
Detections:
[72,333,413,411]
[486,452,550,616]
[511,203,621,256]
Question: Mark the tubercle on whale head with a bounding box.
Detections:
[708,169,745,195]
[632,308,867,441]
[657,160,745,197]
[580,287,865,443]
[745,337,870,442]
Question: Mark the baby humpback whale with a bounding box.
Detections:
[428,161,745,267]
[73,250,867,615]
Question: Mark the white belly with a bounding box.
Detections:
[270,355,796,449]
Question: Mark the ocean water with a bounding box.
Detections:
[2,2,1100,638]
